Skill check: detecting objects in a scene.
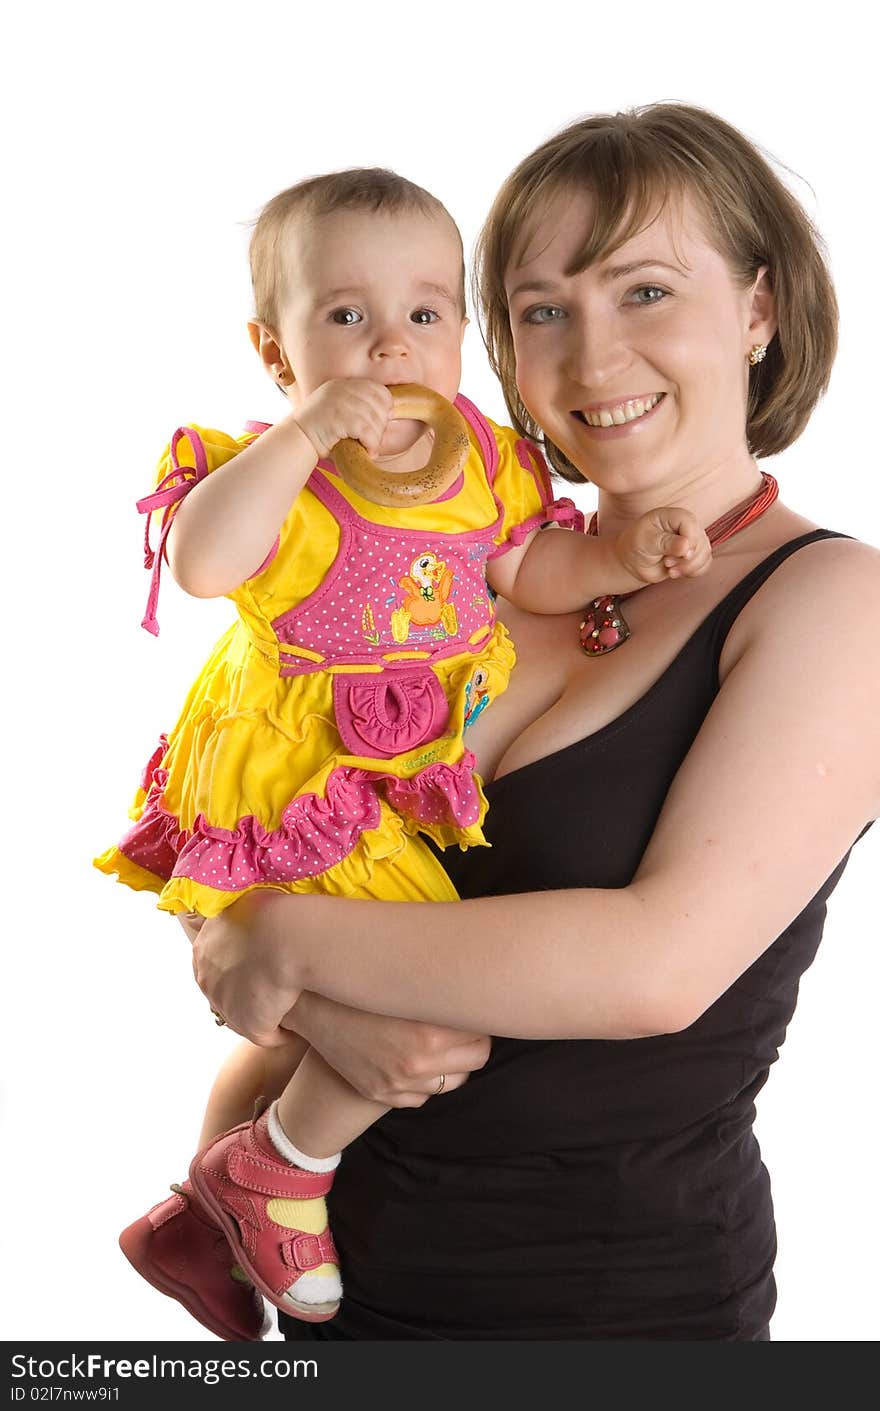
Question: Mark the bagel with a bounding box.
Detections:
[330,384,470,507]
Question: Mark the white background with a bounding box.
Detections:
[3,0,877,1343]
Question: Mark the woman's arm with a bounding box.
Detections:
[287,992,491,1107]
[179,911,492,1103]
[193,540,880,1042]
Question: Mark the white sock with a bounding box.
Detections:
[267,1101,341,1174]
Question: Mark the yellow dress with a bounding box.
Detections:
[94,396,582,915]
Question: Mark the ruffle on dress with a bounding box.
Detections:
[96,616,513,913]
[95,735,487,916]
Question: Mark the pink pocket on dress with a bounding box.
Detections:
[333,667,449,760]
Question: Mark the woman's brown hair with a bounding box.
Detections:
[474,103,838,481]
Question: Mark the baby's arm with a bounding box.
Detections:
[167,380,394,598]
[486,507,712,613]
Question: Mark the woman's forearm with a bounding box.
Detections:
[167,415,317,597]
[271,886,677,1041]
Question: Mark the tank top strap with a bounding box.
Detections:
[708,528,851,665]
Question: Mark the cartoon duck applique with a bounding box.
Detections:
[391,551,458,643]
[463,665,491,729]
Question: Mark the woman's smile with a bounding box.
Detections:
[572,391,666,437]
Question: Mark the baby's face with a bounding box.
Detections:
[274,207,467,456]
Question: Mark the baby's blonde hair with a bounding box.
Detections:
[250,168,466,330]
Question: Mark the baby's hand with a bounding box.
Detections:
[295,379,395,461]
[616,507,712,585]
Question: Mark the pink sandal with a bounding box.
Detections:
[189,1110,341,1322]
[119,1179,271,1341]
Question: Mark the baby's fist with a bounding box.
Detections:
[621,507,712,584]
[295,379,394,460]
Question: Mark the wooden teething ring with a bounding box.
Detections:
[329,384,470,507]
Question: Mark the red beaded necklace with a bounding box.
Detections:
[579,472,779,656]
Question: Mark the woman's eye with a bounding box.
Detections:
[629,286,668,306]
[522,304,567,325]
[331,308,362,325]
[411,308,439,325]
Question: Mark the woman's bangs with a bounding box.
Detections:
[508,157,679,279]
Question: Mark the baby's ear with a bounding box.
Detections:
[247,320,294,387]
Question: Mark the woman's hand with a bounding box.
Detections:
[288,992,492,1107]
[190,893,492,1099]
[191,892,302,1046]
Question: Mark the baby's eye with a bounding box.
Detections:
[411,308,439,325]
[331,308,363,325]
[629,286,668,306]
[522,304,567,325]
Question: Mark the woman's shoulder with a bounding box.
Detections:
[753,521,880,602]
[718,498,880,597]
[720,516,880,683]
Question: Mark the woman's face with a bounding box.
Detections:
[505,191,773,497]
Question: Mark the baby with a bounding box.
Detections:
[96,168,710,1338]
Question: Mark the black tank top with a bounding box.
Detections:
[281,531,868,1342]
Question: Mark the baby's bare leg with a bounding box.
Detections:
[198,1035,308,1149]
[275,1046,387,1159]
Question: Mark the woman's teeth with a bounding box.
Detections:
[578,393,664,428]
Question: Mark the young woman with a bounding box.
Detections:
[191,104,879,1341]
